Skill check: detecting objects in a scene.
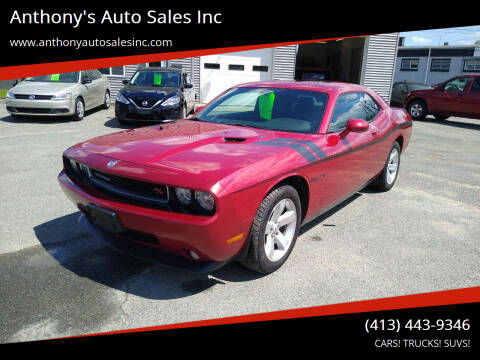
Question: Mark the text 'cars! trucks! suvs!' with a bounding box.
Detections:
[59,81,412,274]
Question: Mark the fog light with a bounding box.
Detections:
[189,250,200,260]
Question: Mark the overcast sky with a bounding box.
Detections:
[399,25,480,46]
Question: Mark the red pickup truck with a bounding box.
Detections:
[404,75,480,120]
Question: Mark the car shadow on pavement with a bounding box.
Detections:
[104,117,138,129]
[33,212,265,300]
[417,117,480,131]
[0,108,109,124]
[299,192,363,235]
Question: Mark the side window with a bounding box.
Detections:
[443,77,469,92]
[394,83,407,93]
[184,73,192,86]
[328,92,381,133]
[87,70,98,80]
[471,77,480,92]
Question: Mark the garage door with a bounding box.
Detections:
[200,49,273,103]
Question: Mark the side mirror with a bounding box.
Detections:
[122,79,129,85]
[82,78,92,84]
[184,83,193,89]
[346,119,369,133]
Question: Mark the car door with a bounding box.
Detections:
[88,70,105,108]
[80,71,95,109]
[305,91,383,214]
[429,77,471,115]
[458,76,480,117]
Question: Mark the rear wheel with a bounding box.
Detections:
[239,185,301,274]
[370,141,401,192]
[407,99,427,120]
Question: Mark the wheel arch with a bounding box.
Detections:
[407,97,428,112]
[266,174,310,221]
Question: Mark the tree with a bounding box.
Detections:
[475,40,480,45]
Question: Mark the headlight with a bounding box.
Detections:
[6,90,15,99]
[116,92,130,104]
[162,95,180,107]
[175,187,192,205]
[194,191,215,211]
[51,92,72,101]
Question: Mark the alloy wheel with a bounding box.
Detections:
[264,199,297,262]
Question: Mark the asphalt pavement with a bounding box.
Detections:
[0,100,479,343]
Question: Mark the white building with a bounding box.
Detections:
[101,33,400,104]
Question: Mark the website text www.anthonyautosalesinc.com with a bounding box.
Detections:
[9,37,173,50]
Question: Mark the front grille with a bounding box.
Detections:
[130,97,160,108]
[126,112,165,120]
[63,157,169,208]
[63,157,215,216]
[9,107,52,113]
[14,94,53,100]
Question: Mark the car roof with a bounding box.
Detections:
[234,80,371,95]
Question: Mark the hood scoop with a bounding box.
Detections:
[223,137,247,143]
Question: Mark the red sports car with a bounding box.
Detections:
[58,81,412,274]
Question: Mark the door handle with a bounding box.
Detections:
[457,93,464,97]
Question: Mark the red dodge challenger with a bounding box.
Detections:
[58,81,412,274]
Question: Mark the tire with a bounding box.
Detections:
[102,91,111,110]
[434,115,449,121]
[407,99,427,120]
[72,98,85,121]
[239,185,302,274]
[370,141,401,192]
[181,105,187,119]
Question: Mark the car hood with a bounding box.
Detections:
[11,81,76,95]
[121,85,179,100]
[68,120,310,187]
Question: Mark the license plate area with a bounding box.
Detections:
[86,203,125,234]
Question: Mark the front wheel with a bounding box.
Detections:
[72,98,85,121]
[239,185,301,274]
[370,141,401,192]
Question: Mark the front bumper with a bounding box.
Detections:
[58,170,250,271]
[6,98,74,116]
[115,101,182,122]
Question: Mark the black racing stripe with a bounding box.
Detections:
[234,122,412,194]
[301,140,327,159]
[256,141,317,163]
[272,138,327,159]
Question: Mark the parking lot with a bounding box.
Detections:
[0,99,479,343]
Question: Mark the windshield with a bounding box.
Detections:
[25,72,79,83]
[130,71,181,87]
[196,87,328,134]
